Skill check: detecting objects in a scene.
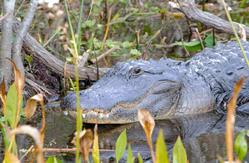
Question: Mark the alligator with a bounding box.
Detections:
[61,41,249,124]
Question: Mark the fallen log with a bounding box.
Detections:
[0,21,106,81]
[176,0,249,36]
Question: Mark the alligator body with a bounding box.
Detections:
[61,41,249,124]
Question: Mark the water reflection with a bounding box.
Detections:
[1,111,249,162]
[95,111,249,162]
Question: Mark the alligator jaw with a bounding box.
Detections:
[68,109,137,124]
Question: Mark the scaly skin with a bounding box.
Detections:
[61,41,249,124]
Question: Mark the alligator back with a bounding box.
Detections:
[187,41,249,109]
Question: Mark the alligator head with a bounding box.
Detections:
[62,59,215,124]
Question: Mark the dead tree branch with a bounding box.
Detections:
[176,0,249,37]
[0,0,16,85]
[0,20,107,81]
[13,0,39,76]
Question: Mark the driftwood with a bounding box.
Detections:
[22,31,103,80]
[177,0,249,37]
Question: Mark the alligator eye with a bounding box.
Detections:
[131,67,143,76]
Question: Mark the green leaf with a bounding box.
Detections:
[235,131,248,161]
[239,0,249,8]
[122,41,133,48]
[115,129,127,162]
[130,49,142,58]
[46,156,63,163]
[0,122,10,148]
[6,83,18,128]
[106,40,119,48]
[175,41,202,52]
[204,34,215,48]
[127,144,134,163]
[0,116,5,123]
[173,136,187,163]
[24,55,33,64]
[82,20,96,28]
[137,153,143,163]
[156,129,169,163]
[92,125,100,163]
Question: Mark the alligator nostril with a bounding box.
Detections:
[237,66,244,70]
[226,71,233,76]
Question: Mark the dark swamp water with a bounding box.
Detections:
[1,110,249,163]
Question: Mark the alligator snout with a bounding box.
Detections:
[62,90,114,111]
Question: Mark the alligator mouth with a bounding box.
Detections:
[67,90,181,124]
[62,78,182,124]
[67,108,137,124]
[72,99,148,124]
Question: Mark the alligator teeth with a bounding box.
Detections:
[99,113,104,119]
[92,111,98,115]
[63,111,69,116]
[82,111,110,119]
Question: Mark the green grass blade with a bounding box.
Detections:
[115,129,127,162]
[156,129,169,163]
[137,153,143,163]
[76,0,84,52]
[46,156,63,163]
[173,136,187,163]
[127,144,134,163]
[234,131,248,161]
[6,83,18,128]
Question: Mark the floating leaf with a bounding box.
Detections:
[137,153,143,163]
[138,109,155,162]
[127,144,134,163]
[46,156,63,163]
[115,129,127,162]
[156,129,169,163]
[173,136,187,163]
[92,125,100,163]
[235,131,248,161]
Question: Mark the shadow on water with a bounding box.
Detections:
[1,110,249,162]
